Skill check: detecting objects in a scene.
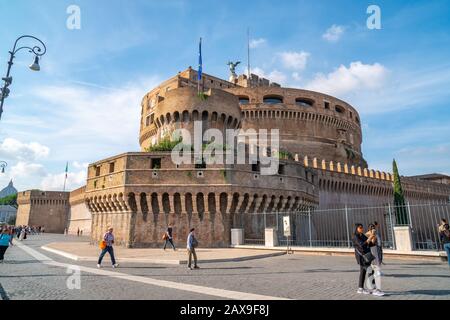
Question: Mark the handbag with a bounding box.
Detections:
[162,233,168,240]
[359,250,375,265]
[192,238,199,248]
[99,240,107,250]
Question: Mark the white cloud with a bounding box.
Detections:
[322,24,346,42]
[249,67,287,85]
[0,138,49,161]
[249,38,267,49]
[72,161,89,170]
[28,76,160,159]
[292,72,302,82]
[10,162,46,178]
[278,51,310,71]
[40,169,87,191]
[305,61,389,97]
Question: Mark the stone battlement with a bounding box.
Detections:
[297,154,393,182]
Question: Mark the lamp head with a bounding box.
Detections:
[29,56,40,71]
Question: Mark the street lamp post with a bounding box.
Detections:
[0,161,7,173]
[0,35,47,121]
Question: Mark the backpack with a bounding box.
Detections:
[192,238,199,248]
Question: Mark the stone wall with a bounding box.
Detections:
[16,190,70,233]
[68,186,91,235]
[84,152,318,247]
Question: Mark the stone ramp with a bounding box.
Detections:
[41,242,286,265]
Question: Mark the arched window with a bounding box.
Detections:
[263,95,283,104]
[295,98,314,107]
[238,96,250,105]
[335,105,345,114]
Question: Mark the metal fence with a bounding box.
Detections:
[239,202,450,251]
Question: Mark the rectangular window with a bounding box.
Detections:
[150,114,154,124]
[94,180,97,188]
[195,160,207,169]
[251,161,260,173]
[145,116,150,126]
[95,166,101,177]
[324,101,330,109]
[109,162,115,173]
[278,164,285,175]
[151,158,161,169]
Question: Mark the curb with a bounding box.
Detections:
[40,246,286,265]
[231,245,448,261]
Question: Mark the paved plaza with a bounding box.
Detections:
[0,234,449,300]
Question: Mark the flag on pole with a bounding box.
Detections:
[198,37,202,93]
[63,162,68,191]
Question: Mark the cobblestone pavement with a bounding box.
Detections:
[1,234,449,300]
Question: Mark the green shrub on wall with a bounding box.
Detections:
[145,136,183,152]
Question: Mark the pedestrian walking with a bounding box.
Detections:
[186,228,199,270]
[439,223,450,268]
[97,227,119,268]
[0,228,13,263]
[365,223,385,296]
[163,225,176,251]
[353,223,375,294]
[77,228,80,237]
[19,228,26,241]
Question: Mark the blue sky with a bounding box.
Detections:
[0,0,449,191]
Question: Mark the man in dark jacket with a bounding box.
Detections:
[353,223,374,294]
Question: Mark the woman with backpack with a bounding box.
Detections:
[353,223,376,295]
[439,223,450,268]
[163,225,176,251]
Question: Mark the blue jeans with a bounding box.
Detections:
[98,246,116,265]
[444,243,450,266]
[164,238,176,250]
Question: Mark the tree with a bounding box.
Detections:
[393,159,408,225]
[0,193,17,208]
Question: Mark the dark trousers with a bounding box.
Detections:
[164,238,176,250]
[187,248,197,267]
[358,265,368,288]
[98,246,116,265]
[0,246,8,260]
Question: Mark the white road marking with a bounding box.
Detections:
[14,241,289,300]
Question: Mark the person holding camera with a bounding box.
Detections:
[365,223,385,296]
[353,223,376,295]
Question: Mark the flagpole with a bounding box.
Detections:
[247,27,250,79]
[198,37,202,94]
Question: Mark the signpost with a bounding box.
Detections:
[283,216,294,254]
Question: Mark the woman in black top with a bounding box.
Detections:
[163,225,176,251]
[353,223,375,294]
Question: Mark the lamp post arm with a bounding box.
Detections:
[11,35,47,56]
[0,35,46,121]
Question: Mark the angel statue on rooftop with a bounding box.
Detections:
[227,61,241,82]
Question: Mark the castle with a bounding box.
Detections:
[16,67,450,247]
